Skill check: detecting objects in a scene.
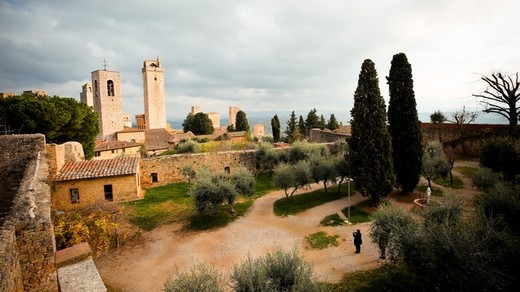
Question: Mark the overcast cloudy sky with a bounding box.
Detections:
[1,0,518,123]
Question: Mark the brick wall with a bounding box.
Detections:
[140,150,257,188]
[0,134,58,291]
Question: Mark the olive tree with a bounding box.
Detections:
[272,160,312,198]
[190,167,255,215]
[230,248,324,292]
[163,263,224,292]
[421,141,450,189]
[369,203,415,259]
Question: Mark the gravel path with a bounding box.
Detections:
[95,184,382,291]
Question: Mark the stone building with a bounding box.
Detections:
[80,82,93,107]
[142,57,166,129]
[191,105,201,115]
[93,140,141,159]
[229,105,240,127]
[92,68,124,140]
[254,124,265,139]
[207,112,221,129]
[52,156,142,211]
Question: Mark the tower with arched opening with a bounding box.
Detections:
[92,66,124,140]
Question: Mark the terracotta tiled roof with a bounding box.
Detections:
[227,131,246,138]
[168,132,195,143]
[94,140,141,151]
[54,157,139,181]
[145,128,171,150]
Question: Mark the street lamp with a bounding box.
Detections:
[346,177,353,224]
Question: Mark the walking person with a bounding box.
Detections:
[353,229,362,253]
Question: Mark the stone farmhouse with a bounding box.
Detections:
[52,156,142,211]
[94,140,141,159]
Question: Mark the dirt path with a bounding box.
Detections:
[95,184,382,291]
[96,162,479,291]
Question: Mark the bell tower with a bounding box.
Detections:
[92,60,124,140]
[142,57,166,129]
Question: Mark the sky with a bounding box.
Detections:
[1,0,518,124]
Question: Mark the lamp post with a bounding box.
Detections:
[346,177,353,224]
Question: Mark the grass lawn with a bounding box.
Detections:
[455,165,480,178]
[306,231,340,249]
[340,202,372,224]
[126,172,276,231]
[432,175,463,189]
[329,264,421,291]
[273,185,350,217]
[320,213,345,226]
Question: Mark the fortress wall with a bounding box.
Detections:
[309,129,350,143]
[140,150,257,188]
[0,135,58,291]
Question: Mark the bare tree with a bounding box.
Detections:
[473,72,520,136]
[450,106,478,156]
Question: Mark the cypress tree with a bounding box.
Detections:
[305,108,320,135]
[271,114,281,142]
[298,115,306,139]
[285,111,297,143]
[387,53,423,193]
[235,110,250,132]
[349,59,394,203]
[327,113,340,130]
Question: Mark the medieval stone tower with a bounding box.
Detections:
[80,82,93,107]
[142,57,166,129]
[92,68,124,140]
[229,105,240,127]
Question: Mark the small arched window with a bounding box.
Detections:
[107,80,115,96]
[224,166,231,174]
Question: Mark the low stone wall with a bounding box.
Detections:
[140,150,257,188]
[309,128,350,143]
[0,134,58,291]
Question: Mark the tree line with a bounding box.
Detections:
[0,94,99,158]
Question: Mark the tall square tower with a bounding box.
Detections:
[92,69,124,140]
[229,105,240,127]
[142,58,166,129]
[80,82,93,107]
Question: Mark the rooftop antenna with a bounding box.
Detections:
[102,59,109,71]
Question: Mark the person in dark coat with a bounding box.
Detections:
[353,229,362,253]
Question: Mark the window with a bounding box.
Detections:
[104,185,113,201]
[151,173,158,182]
[224,166,230,174]
[70,188,79,204]
[107,80,115,96]
[111,149,115,154]
[94,80,98,97]
[95,151,100,157]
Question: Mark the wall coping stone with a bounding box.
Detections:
[55,242,92,268]
[57,259,106,292]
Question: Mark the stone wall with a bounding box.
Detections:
[46,142,85,176]
[140,150,257,188]
[309,128,350,143]
[0,134,58,291]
